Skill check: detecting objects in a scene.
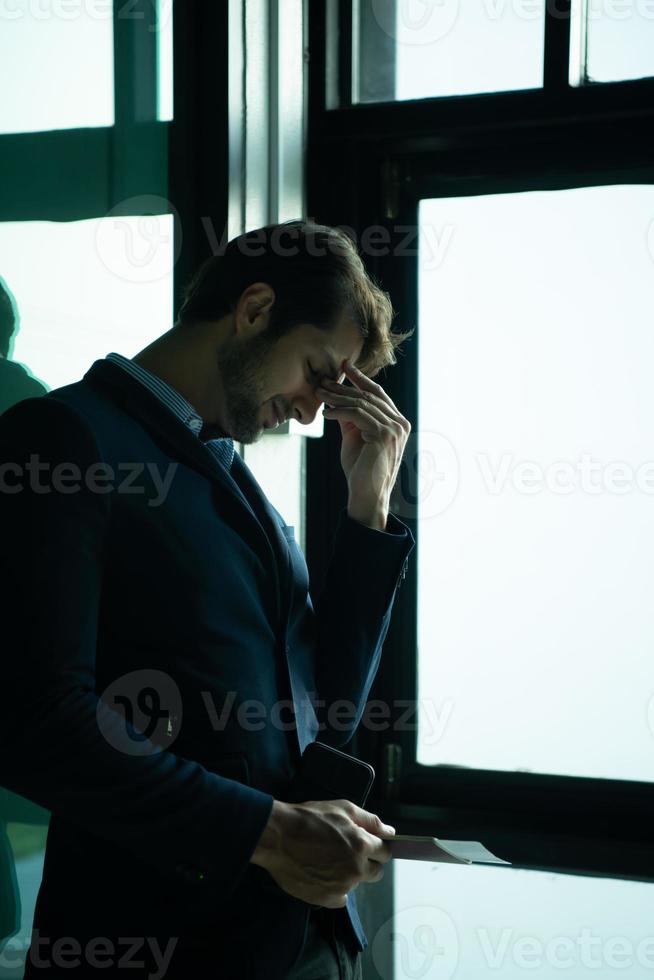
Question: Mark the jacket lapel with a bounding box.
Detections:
[83,358,318,751]
[83,359,291,632]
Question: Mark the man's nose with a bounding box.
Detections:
[295,384,327,425]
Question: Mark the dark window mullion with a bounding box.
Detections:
[337,0,354,108]
[543,0,573,91]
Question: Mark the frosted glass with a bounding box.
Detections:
[586,5,654,83]
[389,861,654,980]
[358,0,544,102]
[0,215,174,392]
[415,185,654,781]
[157,0,174,121]
[0,1,114,134]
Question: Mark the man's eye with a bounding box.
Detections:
[308,363,319,379]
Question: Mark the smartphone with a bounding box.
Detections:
[286,741,375,808]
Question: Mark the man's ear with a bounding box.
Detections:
[234,282,276,337]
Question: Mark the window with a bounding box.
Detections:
[356,0,545,102]
[391,861,654,978]
[307,3,654,972]
[330,0,654,109]
[570,0,654,84]
[156,0,174,121]
[416,185,654,782]
[1,217,174,391]
[0,1,114,135]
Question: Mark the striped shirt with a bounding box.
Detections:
[105,352,235,471]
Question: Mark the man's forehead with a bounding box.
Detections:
[315,343,364,381]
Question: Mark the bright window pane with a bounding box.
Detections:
[242,437,307,554]
[0,1,114,135]
[0,214,174,395]
[356,0,544,103]
[392,862,654,979]
[156,0,174,121]
[415,185,654,781]
[582,0,654,83]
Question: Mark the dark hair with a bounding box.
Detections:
[0,278,16,358]
[176,220,414,378]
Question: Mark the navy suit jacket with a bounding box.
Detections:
[0,358,415,979]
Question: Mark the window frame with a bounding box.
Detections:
[0,1,170,222]
[305,0,654,885]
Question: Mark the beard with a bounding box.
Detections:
[213,329,280,444]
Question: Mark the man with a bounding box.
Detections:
[0,277,48,415]
[0,221,415,979]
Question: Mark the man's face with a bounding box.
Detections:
[216,313,364,444]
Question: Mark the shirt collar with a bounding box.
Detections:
[105,352,209,438]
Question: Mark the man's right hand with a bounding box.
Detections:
[249,798,396,908]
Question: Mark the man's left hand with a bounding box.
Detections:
[318,361,411,529]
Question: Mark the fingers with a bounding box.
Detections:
[336,800,396,863]
[322,404,390,438]
[342,800,396,838]
[342,361,400,413]
[319,384,406,429]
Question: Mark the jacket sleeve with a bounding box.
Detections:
[311,507,415,748]
[0,397,273,896]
